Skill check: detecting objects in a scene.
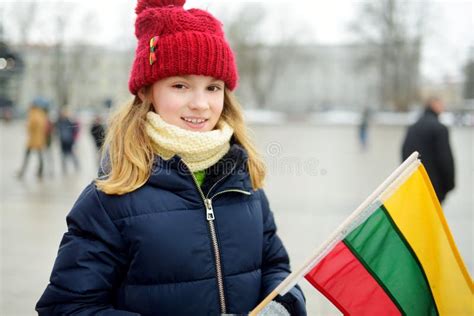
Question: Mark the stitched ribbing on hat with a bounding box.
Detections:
[128,3,238,94]
[129,31,237,94]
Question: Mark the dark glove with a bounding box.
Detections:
[274,292,299,316]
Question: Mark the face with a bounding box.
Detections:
[145,75,225,132]
[430,99,445,114]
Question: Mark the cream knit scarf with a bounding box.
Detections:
[145,111,234,172]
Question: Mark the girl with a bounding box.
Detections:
[36,0,306,315]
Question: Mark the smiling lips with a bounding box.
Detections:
[181,117,209,129]
[182,117,207,124]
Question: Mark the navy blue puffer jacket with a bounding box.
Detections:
[36,144,306,315]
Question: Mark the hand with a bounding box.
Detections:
[257,300,290,316]
[274,293,299,315]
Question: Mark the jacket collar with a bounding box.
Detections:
[201,143,251,197]
[424,107,439,118]
[149,143,252,197]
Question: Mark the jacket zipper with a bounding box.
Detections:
[189,172,251,314]
[189,172,226,314]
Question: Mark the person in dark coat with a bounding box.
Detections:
[401,97,455,203]
[56,108,80,173]
[36,1,306,315]
[358,107,371,151]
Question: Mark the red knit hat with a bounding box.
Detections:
[128,0,238,95]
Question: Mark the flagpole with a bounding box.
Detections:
[249,151,420,316]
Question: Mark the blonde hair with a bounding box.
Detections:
[95,88,266,195]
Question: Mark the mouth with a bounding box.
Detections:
[181,117,209,129]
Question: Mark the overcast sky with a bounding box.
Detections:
[2,0,473,83]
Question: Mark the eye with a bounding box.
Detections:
[172,83,187,90]
[207,85,222,92]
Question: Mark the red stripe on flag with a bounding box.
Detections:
[305,241,401,315]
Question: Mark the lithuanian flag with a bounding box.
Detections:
[251,152,473,316]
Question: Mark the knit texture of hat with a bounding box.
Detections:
[128,0,238,95]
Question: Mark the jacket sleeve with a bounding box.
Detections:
[258,190,306,316]
[36,184,139,316]
[434,125,455,193]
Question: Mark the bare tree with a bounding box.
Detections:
[225,3,302,109]
[50,3,100,108]
[4,1,38,44]
[66,12,101,108]
[351,0,427,111]
[1,1,39,107]
[463,47,474,100]
[2,1,88,107]
[50,4,74,108]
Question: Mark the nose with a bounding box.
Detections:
[188,91,209,111]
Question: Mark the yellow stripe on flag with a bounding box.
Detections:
[383,165,473,315]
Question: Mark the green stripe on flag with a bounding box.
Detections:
[344,206,438,316]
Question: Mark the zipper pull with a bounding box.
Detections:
[204,198,215,221]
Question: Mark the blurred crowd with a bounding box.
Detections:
[16,97,106,180]
[14,95,457,204]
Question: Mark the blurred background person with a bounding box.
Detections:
[89,114,106,166]
[16,97,48,180]
[401,97,455,204]
[358,107,371,151]
[41,100,55,177]
[56,107,80,174]
[0,96,14,123]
